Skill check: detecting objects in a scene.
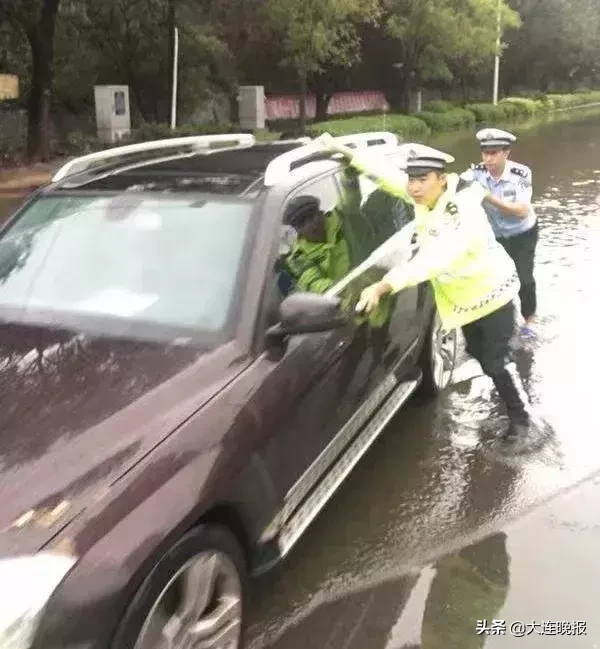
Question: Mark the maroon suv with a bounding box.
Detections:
[0,134,456,649]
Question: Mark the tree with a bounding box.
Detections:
[447,0,521,101]
[54,0,235,124]
[267,0,380,132]
[380,0,519,110]
[0,0,62,161]
[502,0,600,93]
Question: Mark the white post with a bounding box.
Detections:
[416,89,423,113]
[492,0,501,105]
[170,27,179,129]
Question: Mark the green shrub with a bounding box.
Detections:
[422,99,455,113]
[464,103,510,122]
[546,91,600,108]
[500,97,541,117]
[308,114,430,140]
[417,108,475,131]
[535,94,556,109]
[61,130,102,155]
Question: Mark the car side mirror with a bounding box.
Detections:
[266,292,347,338]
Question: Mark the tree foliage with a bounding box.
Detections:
[1,0,600,158]
[502,0,600,93]
[266,0,380,129]
[380,0,519,109]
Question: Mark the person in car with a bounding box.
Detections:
[316,135,533,441]
[283,167,392,328]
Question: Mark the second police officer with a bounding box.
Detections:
[469,128,539,339]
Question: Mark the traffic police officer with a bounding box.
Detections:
[315,135,533,440]
[469,128,539,338]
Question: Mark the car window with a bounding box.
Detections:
[0,194,256,342]
[339,159,413,263]
[270,174,344,302]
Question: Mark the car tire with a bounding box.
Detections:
[416,310,457,399]
[112,524,246,649]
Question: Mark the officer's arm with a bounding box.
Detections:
[347,152,413,205]
[483,170,532,219]
[330,164,362,221]
[382,205,472,293]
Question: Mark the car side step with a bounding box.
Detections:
[276,374,421,560]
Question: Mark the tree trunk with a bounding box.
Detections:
[26,0,61,162]
[298,69,308,134]
[315,92,332,122]
[229,88,240,125]
[395,76,412,113]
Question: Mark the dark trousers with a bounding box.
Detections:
[462,301,514,377]
[497,223,539,321]
[462,301,529,423]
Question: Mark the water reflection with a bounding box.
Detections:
[387,534,510,649]
[248,531,511,649]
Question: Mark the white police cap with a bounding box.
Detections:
[476,128,517,148]
[398,143,455,175]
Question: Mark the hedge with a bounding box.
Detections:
[416,107,475,131]
[464,102,511,122]
[422,99,456,113]
[500,97,542,117]
[545,91,600,109]
[308,114,430,139]
[122,122,244,143]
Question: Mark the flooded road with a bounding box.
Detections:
[246,112,600,648]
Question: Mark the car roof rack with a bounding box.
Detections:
[52,134,256,182]
[263,131,398,187]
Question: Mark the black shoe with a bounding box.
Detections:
[503,416,531,441]
[491,364,532,438]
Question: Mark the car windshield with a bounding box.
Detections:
[0,193,256,344]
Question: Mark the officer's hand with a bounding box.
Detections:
[356,282,388,314]
[459,168,475,182]
[314,133,353,158]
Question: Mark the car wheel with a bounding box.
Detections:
[416,310,457,398]
[112,524,246,649]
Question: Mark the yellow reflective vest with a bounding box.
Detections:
[350,155,520,330]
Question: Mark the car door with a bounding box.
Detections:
[256,174,364,504]
[255,165,424,519]
[332,165,425,381]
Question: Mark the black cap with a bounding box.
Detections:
[285,195,321,228]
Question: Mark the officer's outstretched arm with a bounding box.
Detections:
[333,163,362,219]
[315,132,412,204]
[348,153,412,204]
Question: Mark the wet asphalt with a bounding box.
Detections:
[1,111,600,647]
[244,112,600,648]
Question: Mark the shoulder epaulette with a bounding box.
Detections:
[510,166,529,178]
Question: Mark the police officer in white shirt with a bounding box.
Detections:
[469,128,539,338]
